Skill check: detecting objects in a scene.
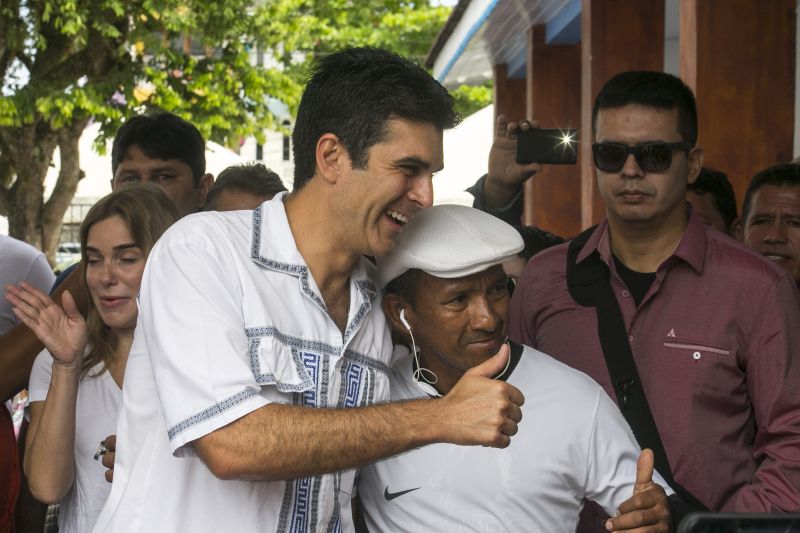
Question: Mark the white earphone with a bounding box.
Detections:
[398,307,437,386]
[399,308,411,331]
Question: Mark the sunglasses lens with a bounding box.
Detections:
[593,144,628,172]
[635,144,672,172]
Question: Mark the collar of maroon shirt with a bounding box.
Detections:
[575,205,706,275]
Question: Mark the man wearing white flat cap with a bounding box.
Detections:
[356,204,673,532]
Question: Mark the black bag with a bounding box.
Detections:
[566,226,707,512]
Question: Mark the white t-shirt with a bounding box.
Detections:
[0,234,55,335]
[94,195,393,533]
[28,349,121,533]
[358,344,672,532]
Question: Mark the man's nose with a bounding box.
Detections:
[621,153,644,178]
[763,221,788,243]
[470,297,500,332]
[408,174,433,208]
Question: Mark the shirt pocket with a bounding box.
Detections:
[662,339,740,394]
[247,332,315,393]
[662,341,731,360]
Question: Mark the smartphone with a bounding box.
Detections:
[516,128,578,165]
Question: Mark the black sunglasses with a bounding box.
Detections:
[592,141,694,173]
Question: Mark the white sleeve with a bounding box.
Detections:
[28,349,54,403]
[26,253,56,294]
[138,221,269,454]
[583,388,673,515]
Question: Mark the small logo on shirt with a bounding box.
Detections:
[384,486,420,501]
[667,329,676,338]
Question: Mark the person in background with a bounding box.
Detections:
[736,162,800,286]
[510,71,800,524]
[0,237,55,337]
[1,111,215,404]
[110,113,214,218]
[0,113,217,515]
[0,236,55,533]
[5,184,179,533]
[686,167,737,235]
[204,163,287,211]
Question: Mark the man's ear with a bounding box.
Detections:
[315,133,346,185]
[197,173,214,208]
[382,293,411,340]
[687,147,704,184]
[732,216,744,241]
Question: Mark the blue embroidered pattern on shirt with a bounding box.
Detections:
[246,206,385,531]
[289,476,312,532]
[275,353,376,532]
[245,326,390,376]
[166,388,258,441]
[341,350,388,375]
[248,336,313,392]
[301,352,320,406]
[327,472,343,533]
[277,350,328,532]
[250,205,383,332]
[342,279,376,347]
[343,362,364,408]
[249,206,306,276]
[250,205,328,314]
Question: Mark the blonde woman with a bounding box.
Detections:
[5,184,178,533]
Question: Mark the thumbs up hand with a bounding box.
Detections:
[438,343,525,448]
[606,449,671,532]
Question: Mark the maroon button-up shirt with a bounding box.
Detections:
[509,211,800,512]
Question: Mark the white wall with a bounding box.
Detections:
[663,0,680,76]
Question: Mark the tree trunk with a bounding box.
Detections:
[41,117,90,265]
[0,121,59,250]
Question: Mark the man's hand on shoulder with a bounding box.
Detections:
[436,344,525,448]
[607,449,671,532]
[484,115,542,209]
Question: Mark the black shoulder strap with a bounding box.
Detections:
[566,227,707,511]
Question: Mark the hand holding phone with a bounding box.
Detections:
[516,128,578,165]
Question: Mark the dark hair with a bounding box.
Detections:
[514,226,565,261]
[383,269,422,305]
[687,167,737,229]
[205,163,287,209]
[741,163,800,221]
[112,112,206,184]
[592,71,698,145]
[291,47,459,190]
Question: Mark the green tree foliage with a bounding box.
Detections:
[0,0,473,259]
[449,82,493,119]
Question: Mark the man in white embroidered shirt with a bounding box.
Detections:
[358,205,672,532]
[93,48,525,532]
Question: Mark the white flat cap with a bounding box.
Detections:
[377,204,524,287]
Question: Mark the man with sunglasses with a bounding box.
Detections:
[507,70,800,523]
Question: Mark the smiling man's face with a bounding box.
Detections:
[334,118,443,258]
[739,184,800,284]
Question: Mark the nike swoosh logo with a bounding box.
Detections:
[384,486,420,501]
